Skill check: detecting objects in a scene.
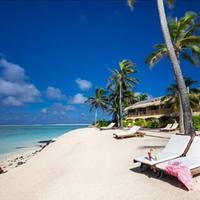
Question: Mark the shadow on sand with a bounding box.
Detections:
[138,145,165,150]
[145,134,170,139]
[129,166,188,191]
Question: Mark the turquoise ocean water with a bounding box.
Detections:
[0,124,87,155]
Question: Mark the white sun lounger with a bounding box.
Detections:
[156,136,200,176]
[163,123,179,131]
[160,124,173,131]
[133,134,191,166]
[113,126,141,139]
[100,122,115,130]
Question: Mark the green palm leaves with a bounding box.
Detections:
[86,60,138,127]
[85,88,108,124]
[146,12,200,67]
[163,77,200,112]
[108,60,138,127]
[108,60,138,92]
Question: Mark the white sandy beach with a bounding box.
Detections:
[0,127,200,200]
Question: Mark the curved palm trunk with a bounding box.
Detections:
[157,0,196,136]
[119,81,123,128]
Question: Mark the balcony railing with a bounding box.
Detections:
[128,108,172,117]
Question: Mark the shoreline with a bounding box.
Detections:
[0,124,90,127]
[0,138,56,173]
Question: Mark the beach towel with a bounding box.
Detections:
[165,161,193,191]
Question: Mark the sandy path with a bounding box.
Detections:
[0,128,200,200]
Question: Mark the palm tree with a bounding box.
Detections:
[108,88,136,127]
[108,60,138,127]
[128,0,198,135]
[145,9,200,134]
[136,93,148,102]
[163,78,200,132]
[156,0,197,136]
[85,88,108,124]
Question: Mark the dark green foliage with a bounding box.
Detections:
[145,118,160,128]
[108,59,138,127]
[95,120,112,127]
[193,116,200,131]
[134,119,147,127]
[159,117,177,128]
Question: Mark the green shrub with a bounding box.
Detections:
[95,120,112,127]
[123,119,134,127]
[193,115,200,131]
[159,117,176,128]
[145,118,160,128]
[134,119,147,128]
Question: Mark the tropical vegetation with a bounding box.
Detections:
[141,0,199,135]
[107,60,138,127]
[162,77,200,132]
[85,88,108,125]
[86,1,200,133]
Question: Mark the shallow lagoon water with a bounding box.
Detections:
[0,124,87,154]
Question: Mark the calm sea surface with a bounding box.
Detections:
[0,124,87,155]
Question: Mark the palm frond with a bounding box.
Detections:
[180,36,200,46]
[185,21,200,37]
[174,12,197,41]
[181,51,200,66]
[145,49,168,67]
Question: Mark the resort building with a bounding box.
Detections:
[125,96,200,120]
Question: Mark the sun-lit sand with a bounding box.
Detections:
[0,127,200,200]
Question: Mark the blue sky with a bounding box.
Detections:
[0,0,199,124]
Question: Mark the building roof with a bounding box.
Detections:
[125,96,164,110]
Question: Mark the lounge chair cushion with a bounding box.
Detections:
[134,134,191,166]
[156,136,200,170]
[114,126,141,137]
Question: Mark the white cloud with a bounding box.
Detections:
[0,59,41,106]
[70,93,87,104]
[2,96,23,106]
[41,103,75,116]
[75,78,92,91]
[0,59,27,83]
[46,86,66,100]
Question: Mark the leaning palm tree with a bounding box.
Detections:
[145,11,200,133]
[163,78,200,132]
[128,0,197,135]
[156,1,197,136]
[85,88,108,125]
[108,60,138,127]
